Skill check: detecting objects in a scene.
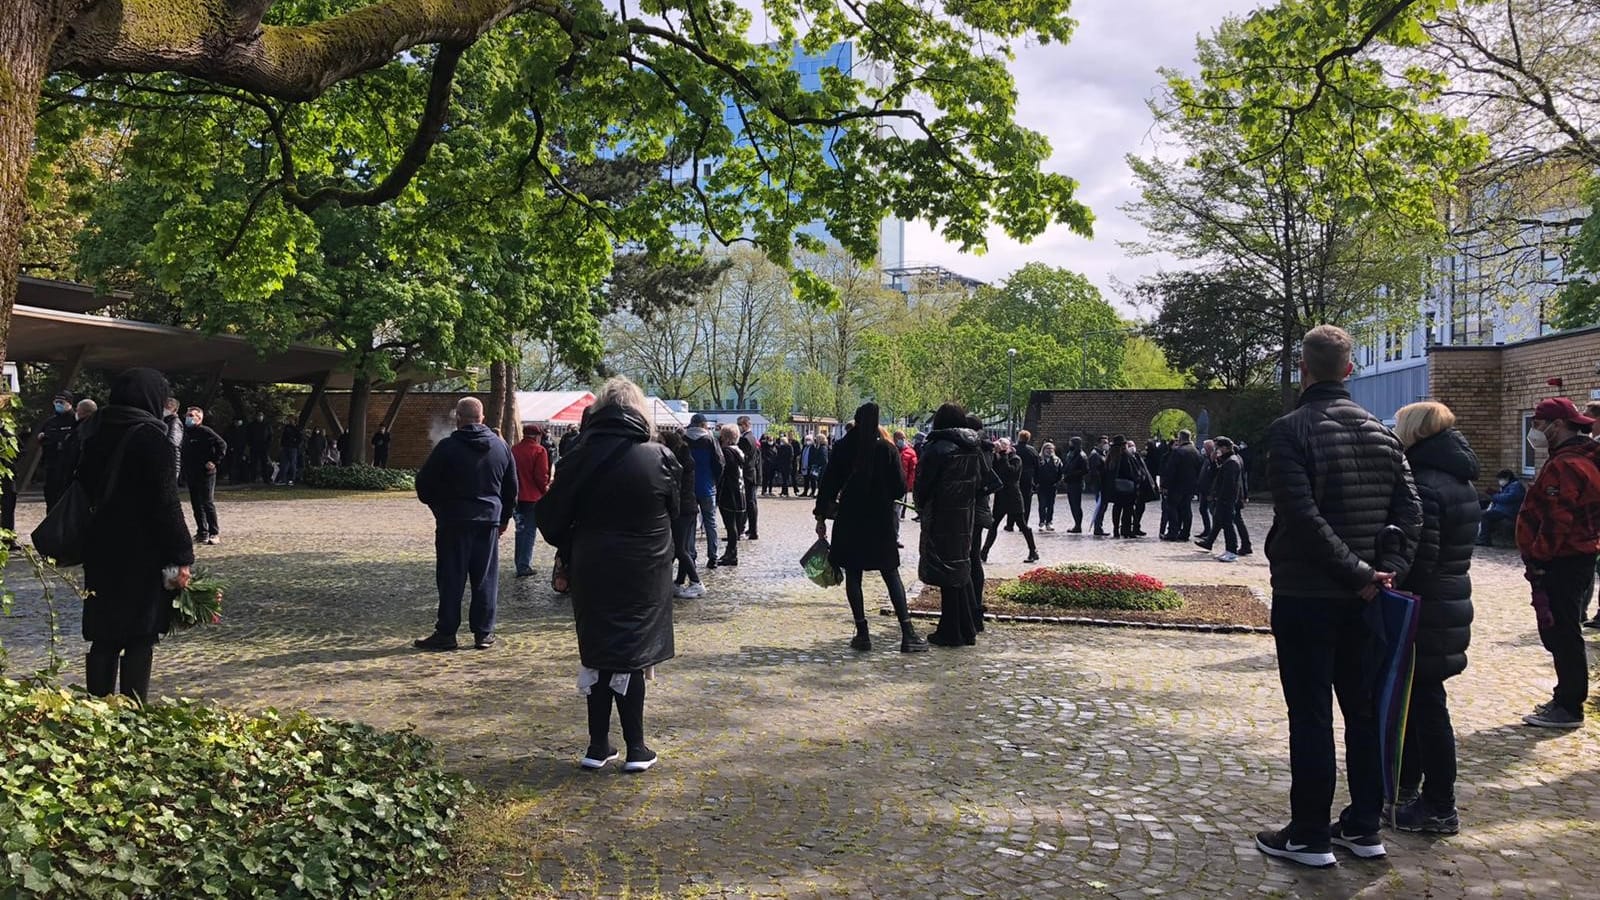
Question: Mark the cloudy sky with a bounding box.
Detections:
[898,0,1267,310]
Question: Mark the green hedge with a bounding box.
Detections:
[0,681,466,898]
[995,563,1184,612]
[301,465,416,492]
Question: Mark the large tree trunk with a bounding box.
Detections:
[487,359,508,437]
[348,375,371,464]
[0,1,63,367]
[499,359,517,437]
[1279,306,1297,413]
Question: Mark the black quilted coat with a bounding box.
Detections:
[1399,428,1481,680]
[1264,381,1423,599]
[538,404,681,671]
[815,429,906,572]
[913,428,980,587]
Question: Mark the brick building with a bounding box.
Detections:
[1429,324,1600,481]
[1022,388,1280,450]
[306,391,487,470]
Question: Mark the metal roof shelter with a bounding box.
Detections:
[514,391,595,425]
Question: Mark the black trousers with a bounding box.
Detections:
[187,471,219,536]
[742,481,758,536]
[86,638,156,703]
[1036,487,1056,526]
[1198,500,1213,539]
[671,512,700,585]
[1019,485,1034,527]
[1,474,15,534]
[1066,486,1083,529]
[1537,555,1595,715]
[763,467,776,493]
[1233,503,1252,550]
[1400,673,1457,805]
[586,669,646,753]
[1166,492,1194,539]
[1212,499,1238,552]
[1112,500,1134,537]
[719,508,740,561]
[1272,595,1383,843]
[434,523,499,638]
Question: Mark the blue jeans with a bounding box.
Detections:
[277,447,302,483]
[697,493,719,561]
[514,500,538,574]
[434,523,500,638]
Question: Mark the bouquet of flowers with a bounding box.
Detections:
[170,569,225,632]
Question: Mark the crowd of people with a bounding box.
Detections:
[21,321,1600,868]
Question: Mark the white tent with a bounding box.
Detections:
[515,391,594,427]
[645,396,693,430]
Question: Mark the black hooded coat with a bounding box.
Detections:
[537,404,681,671]
[913,428,981,587]
[78,369,195,643]
[1399,428,1481,681]
[814,428,906,571]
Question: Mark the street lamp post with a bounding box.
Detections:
[1006,347,1018,435]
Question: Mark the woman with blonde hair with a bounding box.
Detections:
[539,376,681,772]
[1390,400,1481,833]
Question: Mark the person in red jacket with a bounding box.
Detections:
[512,424,553,578]
[1517,397,1600,728]
[895,430,917,522]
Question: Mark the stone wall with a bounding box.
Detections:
[1429,326,1600,479]
[1022,388,1280,450]
[307,391,490,470]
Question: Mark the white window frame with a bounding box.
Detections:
[1522,412,1537,476]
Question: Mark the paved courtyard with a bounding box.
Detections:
[4,491,1600,899]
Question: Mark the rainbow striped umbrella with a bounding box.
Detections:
[1367,586,1423,815]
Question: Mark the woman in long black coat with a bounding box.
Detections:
[1393,401,1481,834]
[715,424,746,566]
[915,404,982,647]
[79,368,195,702]
[538,378,681,773]
[814,403,927,652]
[981,438,1040,563]
[1105,434,1138,539]
[965,415,1003,627]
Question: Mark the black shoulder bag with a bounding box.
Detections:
[31,424,149,566]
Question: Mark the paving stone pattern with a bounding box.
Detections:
[3,494,1599,899]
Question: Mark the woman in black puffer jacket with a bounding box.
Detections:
[1393,401,1481,835]
[915,404,982,647]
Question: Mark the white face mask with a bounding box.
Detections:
[1498,479,1510,488]
[1527,425,1549,452]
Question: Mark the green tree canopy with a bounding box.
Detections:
[954,263,1124,381]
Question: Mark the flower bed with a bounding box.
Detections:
[994,563,1183,612]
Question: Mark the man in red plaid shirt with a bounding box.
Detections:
[1517,397,1600,729]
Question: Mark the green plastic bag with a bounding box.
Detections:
[801,538,843,588]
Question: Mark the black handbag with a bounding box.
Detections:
[1113,477,1136,496]
[31,424,148,566]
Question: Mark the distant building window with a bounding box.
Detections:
[701,162,714,180]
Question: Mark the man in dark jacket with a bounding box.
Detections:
[774,435,794,497]
[35,391,78,510]
[1012,430,1040,531]
[1200,437,1245,560]
[737,415,761,540]
[1195,440,1217,540]
[685,414,723,567]
[558,423,581,459]
[1061,436,1089,532]
[277,421,303,485]
[180,406,228,544]
[1515,397,1600,729]
[760,434,777,495]
[1087,435,1110,536]
[1160,430,1203,541]
[916,405,982,647]
[371,425,393,468]
[247,413,273,482]
[413,397,518,652]
[1256,325,1422,869]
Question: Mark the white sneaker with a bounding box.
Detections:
[679,582,705,599]
[1216,552,1238,563]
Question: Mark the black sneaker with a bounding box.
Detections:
[516,568,537,578]
[1193,540,1214,551]
[622,746,658,773]
[900,630,929,653]
[1523,703,1583,728]
[1237,547,1253,557]
[1393,797,1460,835]
[1330,820,1386,859]
[474,633,497,650]
[413,633,458,651]
[1383,785,1421,822]
[1255,827,1335,868]
[580,745,619,769]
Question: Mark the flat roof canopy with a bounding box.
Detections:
[17,276,123,314]
[9,304,416,388]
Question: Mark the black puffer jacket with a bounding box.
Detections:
[1161,442,1203,495]
[718,444,747,513]
[1015,442,1040,493]
[1400,429,1481,681]
[974,439,1002,530]
[913,428,981,587]
[537,404,681,671]
[1265,382,1423,599]
[79,369,195,643]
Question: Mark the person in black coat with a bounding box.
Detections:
[736,416,761,539]
[1199,437,1246,558]
[966,415,1004,625]
[1160,431,1204,541]
[716,425,747,566]
[1194,440,1217,540]
[815,403,928,652]
[246,413,273,482]
[538,379,680,772]
[1088,436,1112,536]
[1393,402,1480,835]
[35,392,78,510]
[773,435,794,497]
[1105,435,1138,539]
[371,425,393,468]
[1130,441,1157,537]
[413,397,518,651]
[660,429,703,598]
[760,434,778,495]
[916,404,982,647]
[982,438,1040,563]
[180,406,228,544]
[1012,430,1041,530]
[1061,437,1088,532]
[78,368,195,702]
[1034,442,1064,531]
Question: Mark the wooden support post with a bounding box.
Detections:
[200,360,227,410]
[17,344,88,493]
[379,381,412,431]
[298,375,328,431]
[318,391,345,436]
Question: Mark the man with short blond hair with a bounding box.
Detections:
[414,396,519,651]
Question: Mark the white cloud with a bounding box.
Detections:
[899,0,1266,311]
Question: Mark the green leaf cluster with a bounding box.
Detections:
[0,680,467,898]
[301,465,418,492]
[1554,177,1600,331]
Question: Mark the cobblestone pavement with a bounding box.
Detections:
[4,492,1600,899]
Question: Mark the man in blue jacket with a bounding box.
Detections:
[685,414,724,568]
[414,397,519,651]
[1476,468,1525,547]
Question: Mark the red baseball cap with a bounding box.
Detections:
[1534,397,1596,426]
